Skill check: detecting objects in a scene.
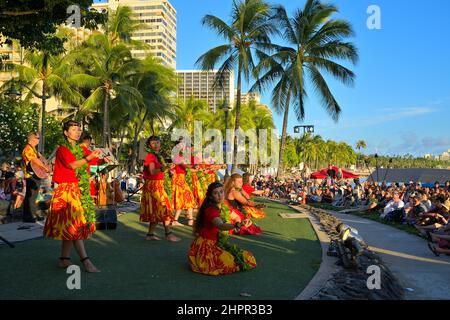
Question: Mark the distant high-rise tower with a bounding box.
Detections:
[176,70,235,113]
[92,0,177,69]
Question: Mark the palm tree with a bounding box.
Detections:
[252,0,358,177]
[67,33,142,148]
[355,139,367,169]
[196,0,276,173]
[356,140,367,151]
[12,50,82,153]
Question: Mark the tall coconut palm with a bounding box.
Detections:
[12,50,82,153]
[67,33,142,148]
[252,0,358,178]
[196,0,276,173]
[356,139,367,152]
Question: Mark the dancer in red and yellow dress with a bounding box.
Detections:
[190,149,207,209]
[140,136,180,242]
[171,139,196,226]
[188,182,257,275]
[224,173,263,235]
[241,173,266,219]
[44,120,101,273]
[80,133,101,202]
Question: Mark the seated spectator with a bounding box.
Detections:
[35,186,52,218]
[322,188,334,204]
[380,191,405,222]
[404,193,427,225]
[415,197,449,236]
[427,232,450,256]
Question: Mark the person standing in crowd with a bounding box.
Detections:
[22,132,49,222]
[140,136,180,242]
[188,182,257,275]
[44,120,101,273]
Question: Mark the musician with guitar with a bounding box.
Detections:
[22,132,52,223]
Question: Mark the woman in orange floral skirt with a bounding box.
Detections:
[44,120,102,273]
[241,173,266,219]
[171,139,197,226]
[140,136,180,242]
[224,173,263,235]
[188,182,257,275]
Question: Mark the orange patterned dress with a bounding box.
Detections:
[44,146,95,240]
[140,153,174,223]
[242,184,265,219]
[188,206,257,275]
[172,163,196,211]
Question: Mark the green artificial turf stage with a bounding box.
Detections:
[0,199,321,300]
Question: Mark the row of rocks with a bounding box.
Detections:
[306,206,405,300]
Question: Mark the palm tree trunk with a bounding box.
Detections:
[38,53,49,153]
[102,88,110,148]
[38,81,47,153]
[130,110,149,174]
[277,92,291,179]
[231,65,242,174]
[116,125,127,164]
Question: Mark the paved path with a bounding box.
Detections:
[324,210,450,300]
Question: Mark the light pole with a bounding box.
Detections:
[375,153,379,182]
[294,125,315,171]
[220,98,232,178]
[4,78,22,101]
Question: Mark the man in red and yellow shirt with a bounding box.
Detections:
[22,132,47,222]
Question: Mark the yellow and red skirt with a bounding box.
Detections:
[188,236,257,276]
[242,205,265,219]
[140,179,174,223]
[207,171,217,184]
[172,173,196,210]
[44,182,95,240]
[192,172,206,208]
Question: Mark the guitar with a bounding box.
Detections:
[30,154,52,180]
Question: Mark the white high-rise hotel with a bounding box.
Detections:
[92,0,177,69]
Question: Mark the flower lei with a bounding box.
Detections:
[146,149,172,202]
[62,140,96,225]
[217,203,253,271]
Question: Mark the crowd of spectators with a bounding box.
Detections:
[250,168,450,257]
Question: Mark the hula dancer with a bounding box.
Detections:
[140,136,180,242]
[171,138,196,226]
[242,173,266,219]
[188,182,257,275]
[190,148,206,209]
[224,173,263,235]
[43,120,101,273]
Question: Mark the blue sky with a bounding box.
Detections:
[95,0,450,157]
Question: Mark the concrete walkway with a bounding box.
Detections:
[323,210,450,299]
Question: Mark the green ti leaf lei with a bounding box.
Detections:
[195,169,206,195]
[62,140,96,225]
[185,167,194,193]
[146,149,172,202]
[217,203,253,271]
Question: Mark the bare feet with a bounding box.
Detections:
[171,220,183,227]
[82,258,101,273]
[145,234,162,241]
[166,233,181,242]
[187,219,194,226]
[58,258,73,268]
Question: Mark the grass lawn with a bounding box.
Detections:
[308,203,420,236]
[0,199,321,300]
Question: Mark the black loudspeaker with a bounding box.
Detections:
[95,206,118,230]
